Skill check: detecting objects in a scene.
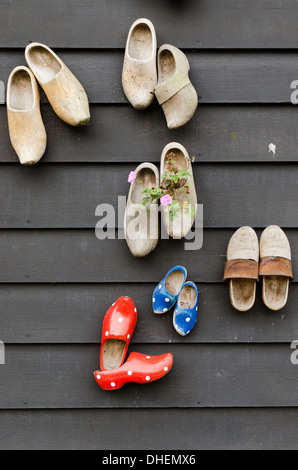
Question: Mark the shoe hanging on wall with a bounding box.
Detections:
[94,352,173,390]
[25,42,90,127]
[259,225,293,311]
[173,281,198,336]
[223,226,259,312]
[7,66,47,165]
[153,266,187,314]
[100,297,137,371]
[160,142,197,239]
[155,45,198,129]
[124,162,160,258]
[122,18,157,110]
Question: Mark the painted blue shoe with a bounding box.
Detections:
[152,266,187,314]
[173,281,198,336]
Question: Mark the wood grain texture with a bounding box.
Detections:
[1,408,298,450]
[0,50,297,104]
[0,343,297,409]
[0,163,297,229]
[0,229,296,284]
[1,0,298,49]
[1,104,298,164]
[1,283,298,344]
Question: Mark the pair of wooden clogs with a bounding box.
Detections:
[7,43,90,165]
[94,297,173,390]
[122,18,198,129]
[224,226,293,312]
[124,142,198,257]
[152,266,199,336]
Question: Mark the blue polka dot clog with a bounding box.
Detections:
[173,281,198,336]
[152,266,187,314]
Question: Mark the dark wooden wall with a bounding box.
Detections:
[1,0,298,450]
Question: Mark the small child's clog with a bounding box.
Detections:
[152,266,187,314]
[173,281,198,336]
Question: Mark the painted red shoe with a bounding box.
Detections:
[100,296,137,371]
[94,352,173,390]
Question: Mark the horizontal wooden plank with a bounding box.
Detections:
[0,0,298,49]
[0,51,297,104]
[1,408,298,450]
[1,104,298,164]
[1,283,298,345]
[0,163,298,229]
[0,343,297,408]
[0,229,296,284]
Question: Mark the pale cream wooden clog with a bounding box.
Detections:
[160,142,197,239]
[259,225,293,311]
[224,227,259,312]
[122,18,157,110]
[155,45,198,129]
[7,66,47,165]
[25,42,90,127]
[124,162,159,257]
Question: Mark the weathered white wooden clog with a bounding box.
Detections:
[122,18,157,110]
[25,42,90,126]
[124,162,159,257]
[160,142,197,239]
[259,225,293,311]
[224,227,259,312]
[7,66,47,165]
[155,45,198,129]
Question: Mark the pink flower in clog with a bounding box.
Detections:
[128,171,137,184]
[160,194,173,207]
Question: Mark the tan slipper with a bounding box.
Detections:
[155,45,198,129]
[224,227,259,312]
[7,66,47,165]
[124,162,159,257]
[259,225,293,311]
[25,42,90,127]
[160,142,197,239]
[122,18,157,110]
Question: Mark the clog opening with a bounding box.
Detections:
[129,23,153,60]
[101,339,126,371]
[178,285,197,309]
[9,69,34,111]
[27,45,62,83]
[163,149,188,176]
[165,270,185,296]
[263,276,289,311]
[159,50,175,82]
[131,167,157,204]
[229,279,256,312]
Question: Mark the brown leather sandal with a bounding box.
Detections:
[223,227,259,312]
[259,225,293,311]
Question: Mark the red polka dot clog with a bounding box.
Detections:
[100,297,137,371]
[94,352,173,390]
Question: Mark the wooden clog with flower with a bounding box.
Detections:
[260,225,293,311]
[100,297,137,371]
[124,163,159,258]
[25,42,90,126]
[7,66,47,165]
[153,266,187,314]
[155,45,198,129]
[160,143,197,239]
[94,352,173,391]
[173,281,198,336]
[122,18,157,110]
